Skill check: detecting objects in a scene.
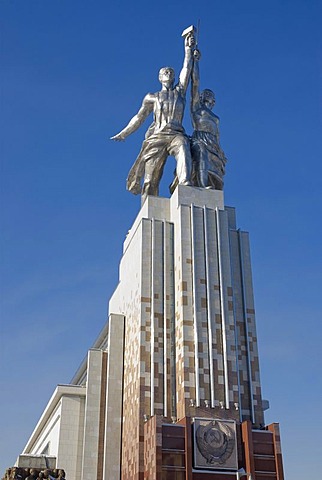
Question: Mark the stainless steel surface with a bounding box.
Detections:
[111,27,196,200]
[190,49,227,190]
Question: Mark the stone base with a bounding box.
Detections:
[143,416,284,480]
[15,455,56,469]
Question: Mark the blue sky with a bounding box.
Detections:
[1,0,321,477]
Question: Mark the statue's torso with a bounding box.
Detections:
[192,107,220,141]
[153,88,185,134]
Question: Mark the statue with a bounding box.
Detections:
[111,26,196,201]
[190,49,227,190]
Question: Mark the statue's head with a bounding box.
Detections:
[159,67,175,87]
[200,89,215,109]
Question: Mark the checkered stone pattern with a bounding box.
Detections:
[109,218,149,479]
[204,209,225,408]
[121,283,144,477]
[108,187,265,477]
[150,219,165,416]
[143,416,162,480]
[191,206,211,405]
[109,215,176,479]
[147,219,176,419]
[216,208,240,410]
[168,189,265,426]
[162,221,176,419]
[228,213,264,427]
[171,197,242,420]
[172,204,196,420]
[237,231,264,426]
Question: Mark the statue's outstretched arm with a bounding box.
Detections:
[191,49,201,112]
[178,31,195,94]
[111,94,154,141]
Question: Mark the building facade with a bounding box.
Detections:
[17,186,284,480]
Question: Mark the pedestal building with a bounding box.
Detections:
[17,186,284,480]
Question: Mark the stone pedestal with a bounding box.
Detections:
[17,186,284,480]
[107,186,274,479]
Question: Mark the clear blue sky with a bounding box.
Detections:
[1,0,321,477]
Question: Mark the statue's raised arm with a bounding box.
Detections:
[178,26,196,93]
[191,48,201,116]
[190,47,228,190]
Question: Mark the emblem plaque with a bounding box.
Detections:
[193,418,238,470]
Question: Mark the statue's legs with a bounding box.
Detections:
[191,142,208,187]
[169,135,192,185]
[191,141,225,190]
[198,156,208,188]
[207,154,224,190]
[142,153,167,200]
[135,133,192,201]
[208,172,224,190]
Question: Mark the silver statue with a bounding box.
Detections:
[190,49,227,190]
[111,26,196,200]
